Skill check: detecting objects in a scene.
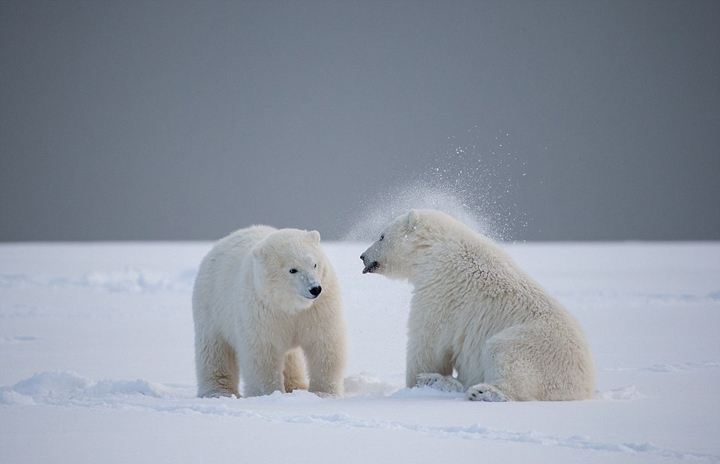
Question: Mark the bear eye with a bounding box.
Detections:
[289,268,298,274]
[313,263,317,269]
[379,234,385,241]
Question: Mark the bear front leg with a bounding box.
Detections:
[283,348,309,392]
[406,335,452,388]
[240,343,285,397]
[416,373,465,392]
[195,334,239,398]
[302,333,346,396]
[466,383,509,401]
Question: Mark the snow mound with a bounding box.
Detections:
[0,268,197,293]
[0,335,37,344]
[0,372,175,404]
[597,385,645,401]
[0,390,36,405]
[343,374,400,397]
[82,268,195,293]
[605,361,720,373]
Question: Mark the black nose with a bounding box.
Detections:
[309,285,322,297]
[360,254,365,261]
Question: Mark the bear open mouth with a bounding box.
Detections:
[362,261,379,274]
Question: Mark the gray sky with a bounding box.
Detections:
[1,0,719,241]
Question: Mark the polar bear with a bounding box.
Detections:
[360,209,595,401]
[193,226,346,398]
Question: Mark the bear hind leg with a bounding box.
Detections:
[477,324,544,401]
[196,335,239,398]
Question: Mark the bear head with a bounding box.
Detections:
[251,228,327,312]
[359,209,437,280]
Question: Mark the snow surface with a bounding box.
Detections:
[1,241,719,463]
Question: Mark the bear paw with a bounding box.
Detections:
[199,388,240,399]
[416,373,465,392]
[284,381,309,393]
[466,383,508,402]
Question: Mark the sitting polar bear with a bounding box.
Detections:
[360,209,595,401]
[193,226,346,398]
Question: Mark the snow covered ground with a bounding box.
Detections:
[1,241,719,463]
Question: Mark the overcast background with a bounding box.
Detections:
[1,0,718,242]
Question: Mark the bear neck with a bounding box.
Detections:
[410,230,514,292]
[408,224,560,320]
[244,257,279,310]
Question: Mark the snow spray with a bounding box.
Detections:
[343,129,527,242]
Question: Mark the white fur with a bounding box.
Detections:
[361,209,595,401]
[193,226,346,398]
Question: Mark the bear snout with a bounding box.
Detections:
[362,261,379,274]
[309,285,322,297]
[361,252,379,274]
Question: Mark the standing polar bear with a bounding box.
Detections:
[361,209,595,401]
[193,226,346,398]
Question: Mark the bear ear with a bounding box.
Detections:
[306,230,321,243]
[251,242,267,260]
[407,209,421,230]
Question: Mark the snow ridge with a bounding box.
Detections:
[605,361,720,373]
[0,269,196,293]
[2,372,718,462]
